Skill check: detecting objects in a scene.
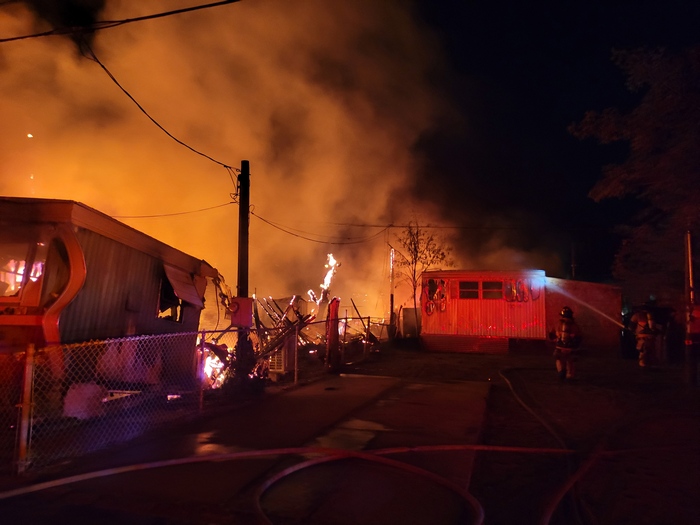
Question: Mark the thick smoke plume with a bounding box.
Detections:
[22,0,107,46]
[0,1,559,318]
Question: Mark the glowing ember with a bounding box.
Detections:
[307,289,318,304]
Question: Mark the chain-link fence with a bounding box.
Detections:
[1,316,385,475]
[14,332,203,473]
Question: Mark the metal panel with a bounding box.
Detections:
[59,229,160,342]
[164,264,204,308]
[60,227,210,342]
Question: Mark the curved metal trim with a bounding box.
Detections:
[42,225,87,345]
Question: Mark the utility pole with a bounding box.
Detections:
[389,246,396,339]
[234,160,255,387]
[237,160,250,298]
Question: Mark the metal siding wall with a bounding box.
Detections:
[502,299,547,338]
[64,228,203,340]
[60,229,161,342]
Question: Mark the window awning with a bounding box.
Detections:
[164,264,204,309]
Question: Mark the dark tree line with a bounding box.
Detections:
[570,46,700,305]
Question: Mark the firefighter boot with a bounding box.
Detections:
[555,358,566,381]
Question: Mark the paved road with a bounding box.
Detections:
[0,373,489,524]
[2,346,698,524]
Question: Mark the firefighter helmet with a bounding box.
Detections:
[560,306,574,319]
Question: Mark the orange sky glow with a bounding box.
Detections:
[0,1,561,319]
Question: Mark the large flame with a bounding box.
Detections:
[308,253,339,308]
[321,253,339,291]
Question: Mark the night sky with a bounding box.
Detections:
[2,1,699,316]
[411,0,700,282]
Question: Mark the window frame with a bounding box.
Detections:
[481,280,504,300]
[457,279,505,300]
[458,281,479,299]
[157,273,183,323]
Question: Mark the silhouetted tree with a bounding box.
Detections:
[569,46,700,304]
[394,222,453,334]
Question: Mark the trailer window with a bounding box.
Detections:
[0,241,47,303]
[158,276,183,322]
[459,281,479,299]
[0,243,29,298]
[482,281,503,299]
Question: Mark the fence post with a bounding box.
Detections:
[342,313,348,365]
[16,343,35,475]
[294,324,299,384]
[365,316,370,358]
[198,331,205,413]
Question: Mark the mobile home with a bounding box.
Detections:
[0,197,219,353]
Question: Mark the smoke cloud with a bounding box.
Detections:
[1,0,560,318]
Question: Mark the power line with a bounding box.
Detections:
[252,213,385,241]
[111,201,389,244]
[81,41,233,170]
[0,0,242,43]
[112,202,234,219]
[111,195,613,243]
[327,222,615,232]
[1,1,242,177]
[251,211,390,245]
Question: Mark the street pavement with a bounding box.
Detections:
[0,344,698,524]
[0,371,489,524]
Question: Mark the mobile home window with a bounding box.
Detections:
[158,276,183,322]
[0,240,48,303]
[482,281,503,299]
[458,281,479,299]
[0,242,32,298]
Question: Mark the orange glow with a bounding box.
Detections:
[0,2,559,319]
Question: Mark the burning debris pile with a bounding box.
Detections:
[199,254,338,388]
[199,251,390,391]
[199,253,383,389]
[253,294,318,358]
[300,253,380,366]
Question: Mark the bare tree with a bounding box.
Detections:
[394,222,452,335]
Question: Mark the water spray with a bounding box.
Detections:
[546,278,625,329]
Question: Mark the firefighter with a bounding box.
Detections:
[549,306,582,380]
[630,307,658,367]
